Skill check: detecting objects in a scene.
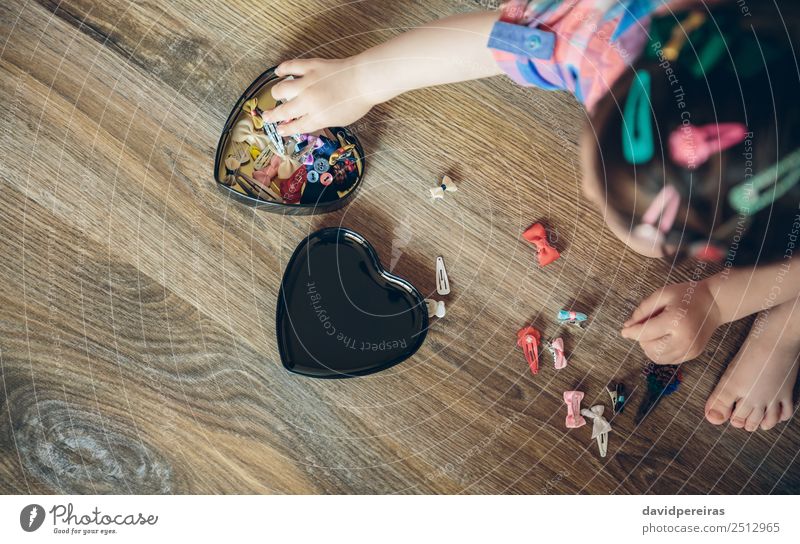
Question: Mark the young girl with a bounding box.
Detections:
[263,0,800,432]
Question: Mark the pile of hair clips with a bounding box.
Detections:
[222,90,361,205]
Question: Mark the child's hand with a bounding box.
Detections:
[263,58,380,137]
[620,281,722,364]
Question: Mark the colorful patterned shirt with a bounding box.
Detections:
[487,0,695,112]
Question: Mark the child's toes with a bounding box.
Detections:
[760,405,781,431]
[744,407,765,432]
[705,390,738,425]
[729,404,752,428]
[779,400,794,422]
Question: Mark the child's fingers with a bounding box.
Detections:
[277,115,318,137]
[275,59,313,77]
[620,311,672,341]
[623,288,669,327]
[263,99,307,124]
[271,78,304,102]
[641,339,680,364]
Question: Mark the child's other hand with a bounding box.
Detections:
[263,58,378,136]
[620,281,722,364]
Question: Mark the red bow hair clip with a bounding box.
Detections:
[522,223,561,267]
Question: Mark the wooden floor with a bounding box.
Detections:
[1,0,798,494]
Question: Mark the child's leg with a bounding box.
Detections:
[705,297,800,431]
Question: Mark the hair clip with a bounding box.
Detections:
[435,256,450,295]
[516,326,541,375]
[564,391,586,429]
[669,123,747,170]
[729,147,800,215]
[242,97,285,155]
[557,309,587,327]
[662,11,707,62]
[522,223,560,267]
[689,242,727,263]
[292,136,317,164]
[328,144,356,166]
[580,405,612,457]
[690,26,726,78]
[607,383,627,414]
[622,70,654,165]
[430,175,458,200]
[253,146,275,171]
[632,185,681,246]
[548,337,567,369]
[425,299,446,318]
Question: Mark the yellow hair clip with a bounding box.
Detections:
[663,11,706,61]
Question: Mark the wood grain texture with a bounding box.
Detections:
[1,0,798,494]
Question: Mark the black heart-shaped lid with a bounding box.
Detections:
[276,227,428,378]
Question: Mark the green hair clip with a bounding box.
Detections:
[622,70,654,165]
[729,147,800,215]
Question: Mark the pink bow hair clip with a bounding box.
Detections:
[564,391,586,429]
[669,123,748,170]
[522,223,560,267]
[548,337,568,369]
[580,405,612,457]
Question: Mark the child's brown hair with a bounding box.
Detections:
[591,0,800,266]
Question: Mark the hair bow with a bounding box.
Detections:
[669,123,747,169]
[426,299,446,318]
[516,326,541,375]
[548,337,568,369]
[223,148,250,186]
[522,223,560,267]
[430,175,458,200]
[253,154,282,187]
[232,119,271,151]
[580,405,612,457]
[242,98,265,130]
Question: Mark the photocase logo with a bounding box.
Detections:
[20,504,45,532]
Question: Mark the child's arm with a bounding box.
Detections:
[705,258,800,324]
[263,11,502,136]
[621,257,800,364]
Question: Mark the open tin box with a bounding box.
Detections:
[214,69,429,378]
[214,66,365,214]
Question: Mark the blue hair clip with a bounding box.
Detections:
[729,148,800,215]
[622,70,655,165]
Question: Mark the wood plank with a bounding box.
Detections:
[0,0,798,494]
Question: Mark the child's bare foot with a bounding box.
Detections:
[705,304,800,431]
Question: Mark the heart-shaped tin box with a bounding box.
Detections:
[213,66,365,214]
[276,227,429,378]
[215,70,428,377]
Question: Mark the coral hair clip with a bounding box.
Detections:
[516,326,541,375]
[522,223,560,267]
